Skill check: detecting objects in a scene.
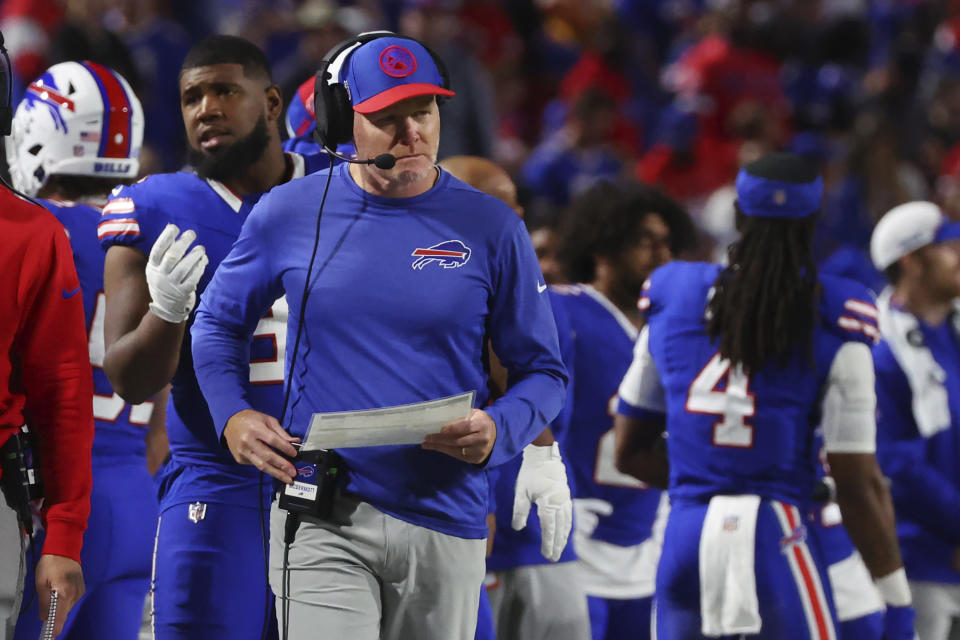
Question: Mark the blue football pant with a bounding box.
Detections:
[588,594,653,640]
[838,611,883,640]
[655,500,838,640]
[152,501,277,640]
[15,459,156,640]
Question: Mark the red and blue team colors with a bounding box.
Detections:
[618,261,880,640]
[15,199,156,640]
[96,152,326,639]
[192,163,568,540]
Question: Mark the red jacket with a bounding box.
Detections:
[0,187,93,562]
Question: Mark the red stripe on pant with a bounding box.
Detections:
[780,501,832,640]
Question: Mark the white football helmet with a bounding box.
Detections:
[5,61,144,196]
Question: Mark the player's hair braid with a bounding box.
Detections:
[705,208,821,374]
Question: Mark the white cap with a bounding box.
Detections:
[870,201,960,271]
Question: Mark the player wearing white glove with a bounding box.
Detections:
[103,222,209,403]
[512,442,573,563]
[146,224,208,324]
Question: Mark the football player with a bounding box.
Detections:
[98,36,327,639]
[871,201,960,640]
[5,60,161,640]
[552,180,695,640]
[615,153,915,639]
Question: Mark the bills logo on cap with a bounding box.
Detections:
[411,240,471,270]
[380,45,418,78]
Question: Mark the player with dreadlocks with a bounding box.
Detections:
[612,152,916,640]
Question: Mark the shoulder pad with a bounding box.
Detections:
[640,261,720,320]
[819,274,879,345]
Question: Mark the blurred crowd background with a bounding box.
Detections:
[5,0,960,290]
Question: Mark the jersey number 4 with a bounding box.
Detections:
[686,352,755,448]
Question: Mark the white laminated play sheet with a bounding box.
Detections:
[301,391,475,450]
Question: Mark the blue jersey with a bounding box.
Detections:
[487,288,577,570]
[192,163,567,539]
[621,261,877,507]
[43,199,153,459]
[552,284,663,547]
[97,152,327,508]
[874,313,960,584]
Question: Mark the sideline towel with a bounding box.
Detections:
[699,494,762,636]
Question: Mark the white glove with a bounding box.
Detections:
[146,223,209,324]
[511,442,573,562]
[573,498,614,538]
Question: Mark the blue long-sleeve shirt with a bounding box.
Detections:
[192,163,567,538]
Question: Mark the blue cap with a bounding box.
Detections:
[341,36,455,114]
[735,169,824,219]
[935,220,960,244]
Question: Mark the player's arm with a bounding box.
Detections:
[103,224,208,404]
[613,325,669,488]
[103,245,184,403]
[145,385,170,475]
[821,342,913,616]
[613,416,667,488]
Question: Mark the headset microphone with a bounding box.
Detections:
[322,144,396,170]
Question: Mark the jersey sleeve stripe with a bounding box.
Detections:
[638,296,651,311]
[843,299,878,320]
[102,198,135,215]
[837,315,880,341]
[97,220,141,240]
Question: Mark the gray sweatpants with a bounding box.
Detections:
[269,495,486,640]
[0,500,25,640]
[487,562,591,640]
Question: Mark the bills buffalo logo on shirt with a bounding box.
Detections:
[411,240,471,270]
